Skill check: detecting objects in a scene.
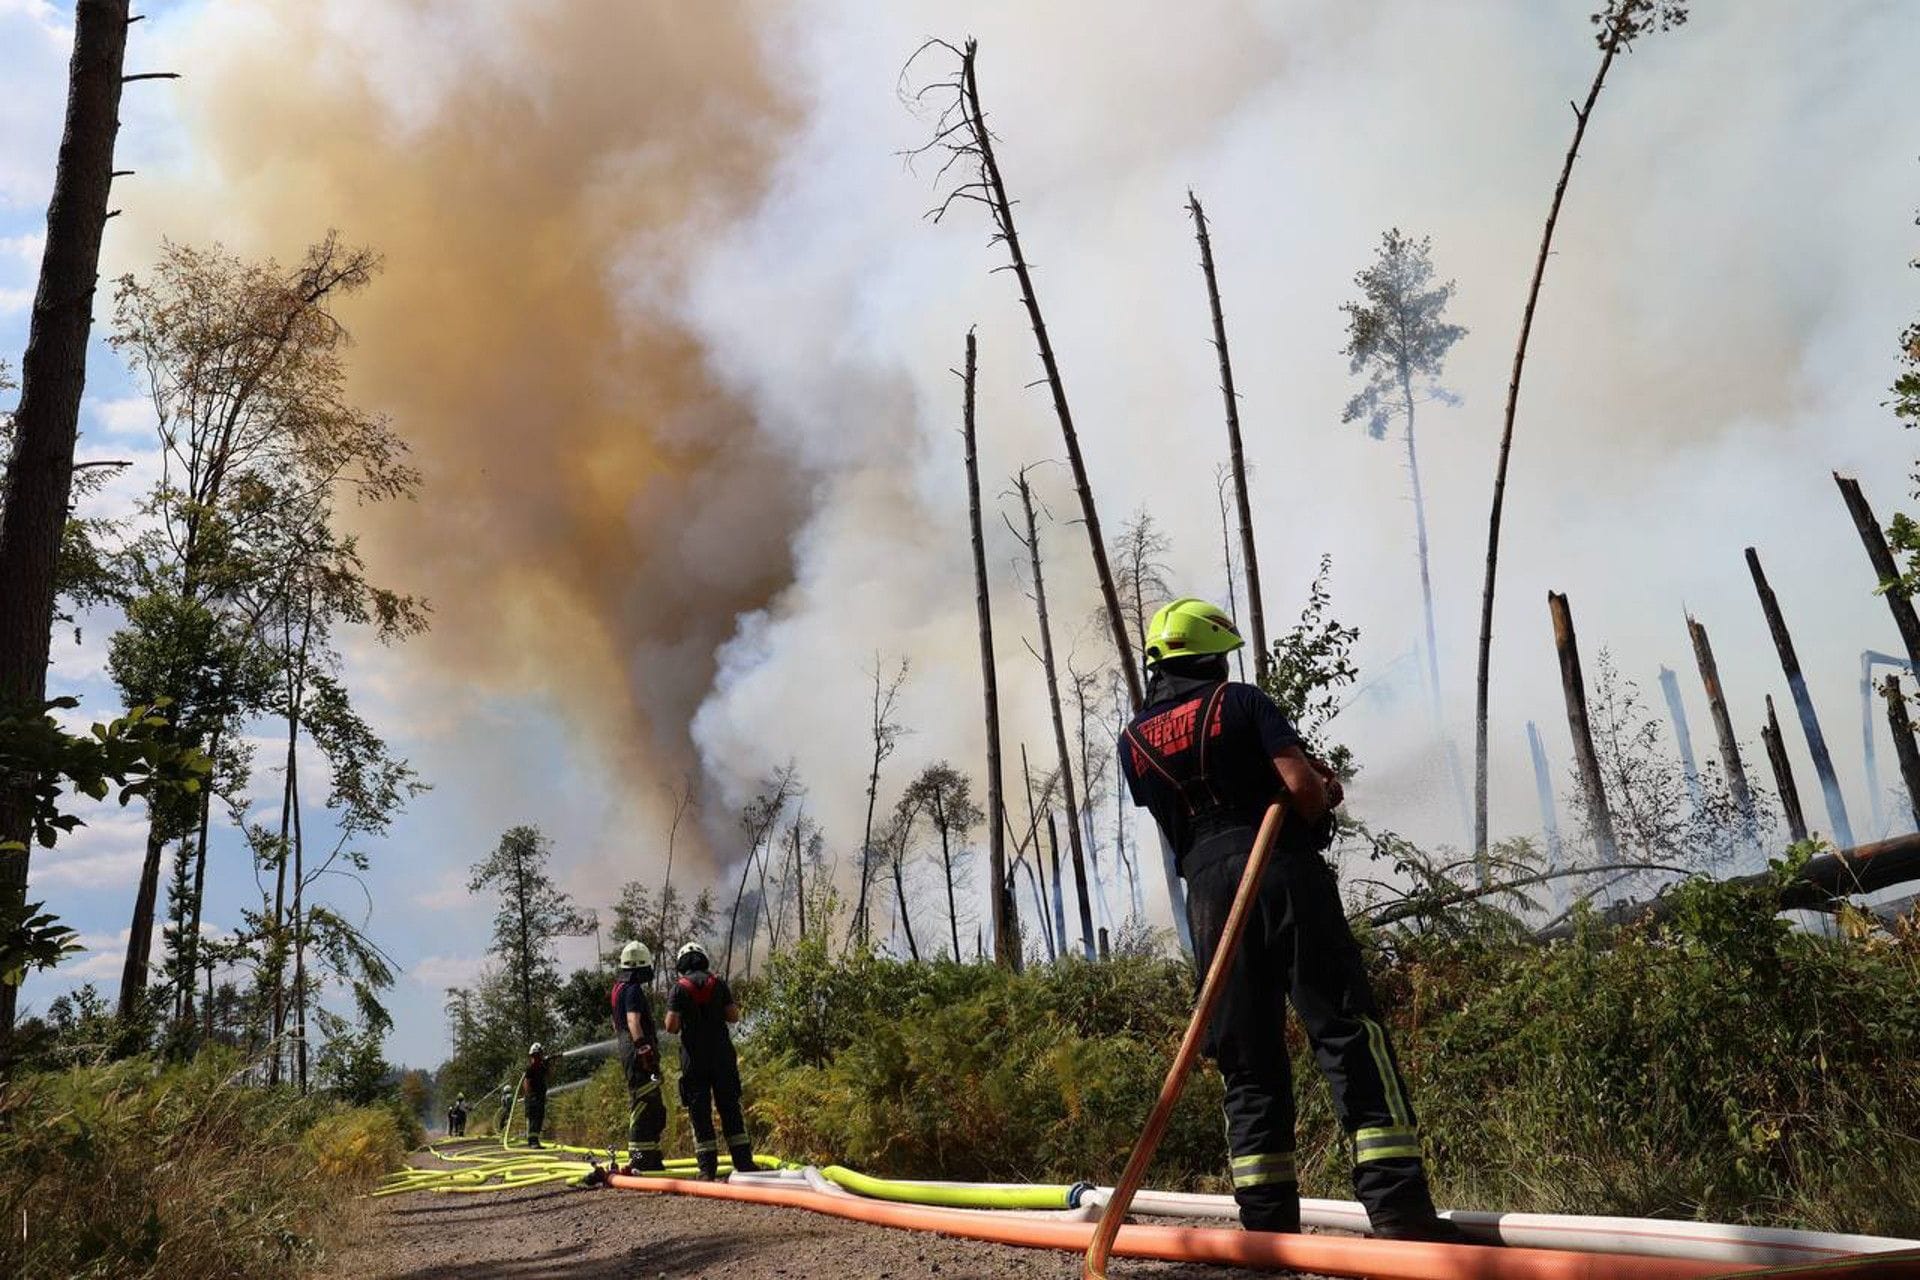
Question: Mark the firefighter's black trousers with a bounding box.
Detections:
[679,1067,752,1177]
[622,1047,668,1168]
[1185,842,1441,1234]
[524,1089,546,1141]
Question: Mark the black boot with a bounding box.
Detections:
[726,1143,755,1179]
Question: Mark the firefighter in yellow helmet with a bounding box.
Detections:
[1120,598,1459,1242]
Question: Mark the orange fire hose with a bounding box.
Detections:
[602,1169,1756,1279]
[1085,800,1284,1280]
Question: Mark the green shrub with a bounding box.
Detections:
[727,889,1919,1232]
[0,1050,414,1279]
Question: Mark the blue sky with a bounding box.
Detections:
[6,0,1920,1071]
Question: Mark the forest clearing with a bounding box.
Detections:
[2,2,1918,1278]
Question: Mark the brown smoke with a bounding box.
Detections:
[136,1,804,860]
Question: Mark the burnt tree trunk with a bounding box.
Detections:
[1015,471,1097,960]
[1687,614,1757,839]
[959,42,1139,707]
[1882,676,1920,830]
[1747,547,1853,847]
[1763,695,1810,844]
[0,0,133,1042]
[1836,473,1920,671]
[1473,24,1624,864]
[1186,193,1268,680]
[961,332,1015,968]
[1548,592,1618,861]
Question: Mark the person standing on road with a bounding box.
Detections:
[1120,598,1459,1243]
[520,1045,550,1148]
[448,1093,467,1137]
[612,941,668,1172]
[665,941,753,1180]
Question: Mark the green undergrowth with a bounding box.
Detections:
[722,877,1918,1235]
[0,1051,419,1279]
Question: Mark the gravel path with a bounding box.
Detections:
[334,1175,1324,1280]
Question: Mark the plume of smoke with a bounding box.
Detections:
[130,0,1919,921]
[130,0,806,874]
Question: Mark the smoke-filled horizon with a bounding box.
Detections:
[114,0,1920,941]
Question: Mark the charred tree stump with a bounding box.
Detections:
[961,332,1016,969]
[1763,695,1810,844]
[1835,473,1920,671]
[1548,592,1618,861]
[1687,614,1757,840]
[1747,547,1854,847]
[1882,676,1920,830]
[1187,192,1269,682]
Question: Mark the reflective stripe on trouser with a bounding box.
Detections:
[1184,840,1442,1234]
[1230,1151,1297,1190]
[622,1049,667,1164]
[1355,1124,1421,1163]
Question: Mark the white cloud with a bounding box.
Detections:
[91,395,157,438]
[408,953,485,991]
[412,869,474,911]
[31,808,150,891]
[0,284,28,314]
[0,1,70,209]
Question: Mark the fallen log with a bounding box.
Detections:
[1532,832,1920,941]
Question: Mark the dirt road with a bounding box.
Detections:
[335,1178,1318,1280]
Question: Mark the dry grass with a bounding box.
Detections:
[0,1052,415,1279]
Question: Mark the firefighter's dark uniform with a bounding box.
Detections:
[522,1054,549,1144]
[612,967,668,1170]
[1120,664,1446,1237]
[668,970,753,1179]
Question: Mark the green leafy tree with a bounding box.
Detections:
[1258,556,1361,781]
[1341,229,1466,758]
[900,763,983,961]
[468,825,586,1052]
[104,236,423,1052]
[0,698,208,999]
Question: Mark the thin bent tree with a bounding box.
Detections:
[1472,0,1689,864]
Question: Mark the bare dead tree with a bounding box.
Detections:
[905,38,1144,710]
[1212,465,1248,683]
[1472,1,1689,862]
[1882,676,1920,829]
[655,776,696,951]
[0,0,135,1041]
[1836,473,1920,671]
[1008,469,1096,959]
[1549,591,1618,862]
[851,656,909,947]
[1187,192,1269,680]
[1747,546,1853,847]
[1687,613,1758,840]
[959,331,1015,967]
[724,766,798,974]
[1762,696,1809,845]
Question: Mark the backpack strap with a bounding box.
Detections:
[1122,683,1231,815]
